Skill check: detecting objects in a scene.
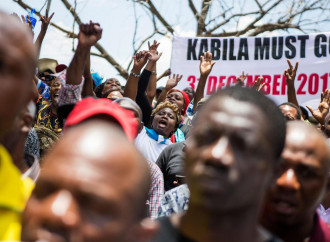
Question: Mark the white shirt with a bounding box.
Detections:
[135,126,172,163]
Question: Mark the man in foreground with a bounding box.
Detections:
[22,121,158,241]
[152,87,286,242]
[261,121,330,242]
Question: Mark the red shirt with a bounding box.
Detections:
[309,213,330,242]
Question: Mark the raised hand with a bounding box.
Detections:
[163,68,171,77]
[148,50,162,63]
[252,76,265,92]
[236,71,248,86]
[200,51,216,77]
[132,50,151,73]
[165,74,183,90]
[284,59,299,87]
[40,9,54,31]
[307,89,330,124]
[78,21,102,47]
[148,40,160,53]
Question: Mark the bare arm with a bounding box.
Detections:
[81,49,95,97]
[156,74,183,105]
[284,59,303,120]
[193,51,215,111]
[157,68,171,82]
[66,21,102,86]
[35,9,54,58]
[123,51,150,100]
[146,41,160,104]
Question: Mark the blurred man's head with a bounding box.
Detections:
[0,13,36,138]
[185,87,286,213]
[262,121,330,228]
[22,121,157,242]
[279,102,301,121]
[114,97,143,133]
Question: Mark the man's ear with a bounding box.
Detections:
[138,122,144,134]
[129,218,159,242]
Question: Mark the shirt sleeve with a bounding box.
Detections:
[57,70,84,106]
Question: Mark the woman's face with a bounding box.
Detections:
[166,91,184,113]
[152,107,177,138]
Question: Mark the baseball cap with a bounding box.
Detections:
[64,97,138,141]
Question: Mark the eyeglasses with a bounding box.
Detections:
[38,73,55,83]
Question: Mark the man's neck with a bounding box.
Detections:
[178,203,262,242]
[261,213,315,242]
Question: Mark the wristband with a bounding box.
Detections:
[130,71,140,78]
[151,71,157,75]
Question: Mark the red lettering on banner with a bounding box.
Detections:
[320,73,328,92]
[218,76,226,90]
[297,74,307,95]
[186,73,329,96]
[207,76,217,95]
[272,75,281,95]
[281,75,287,95]
[308,73,319,95]
[187,75,196,89]
[262,75,271,94]
[227,75,236,87]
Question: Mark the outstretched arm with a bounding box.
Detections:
[193,51,216,112]
[66,21,102,86]
[123,51,150,100]
[35,9,54,58]
[157,68,171,82]
[81,49,95,97]
[307,89,330,125]
[146,40,160,104]
[284,59,303,119]
[156,74,183,105]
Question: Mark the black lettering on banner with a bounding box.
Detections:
[187,39,198,60]
[238,38,249,60]
[229,39,236,60]
[211,39,221,60]
[255,38,270,60]
[314,34,327,57]
[298,35,309,58]
[223,39,228,60]
[272,37,283,60]
[198,39,209,58]
[285,36,296,59]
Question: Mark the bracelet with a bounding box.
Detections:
[130,71,140,78]
[151,71,157,75]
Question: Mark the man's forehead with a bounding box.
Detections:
[196,97,265,127]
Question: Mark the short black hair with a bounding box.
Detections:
[207,87,286,160]
[279,102,301,120]
[94,82,105,98]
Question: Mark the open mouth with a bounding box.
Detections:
[158,119,168,128]
[53,93,60,102]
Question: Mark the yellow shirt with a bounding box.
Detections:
[0,145,35,241]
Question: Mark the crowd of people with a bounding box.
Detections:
[0,8,330,242]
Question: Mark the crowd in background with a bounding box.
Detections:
[0,9,330,242]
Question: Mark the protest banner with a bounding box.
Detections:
[170,33,330,107]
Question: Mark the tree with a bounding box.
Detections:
[13,0,330,80]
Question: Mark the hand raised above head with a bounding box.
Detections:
[200,51,215,77]
[78,20,103,47]
[132,50,151,73]
[306,89,330,124]
[252,76,265,92]
[284,59,299,87]
[165,74,183,90]
[40,9,54,31]
[235,71,248,87]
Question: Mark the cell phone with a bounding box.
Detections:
[175,175,186,185]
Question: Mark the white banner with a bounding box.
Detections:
[170,33,330,107]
